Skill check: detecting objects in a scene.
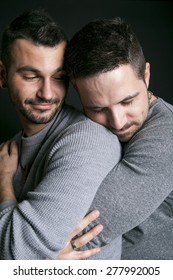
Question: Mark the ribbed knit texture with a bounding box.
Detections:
[0,104,121,259]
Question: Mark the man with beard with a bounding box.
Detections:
[0,10,121,259]
[64,17,173,259]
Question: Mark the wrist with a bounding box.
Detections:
[0,188,16,203]
[0,179,16,203]
[0,174,13,185]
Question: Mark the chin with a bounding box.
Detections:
[24,111,56,124]
[118,132,134,142]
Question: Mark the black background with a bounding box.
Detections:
[0,0,172,142]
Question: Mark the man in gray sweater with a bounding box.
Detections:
[0,10,121,259]
[65,17,173,259]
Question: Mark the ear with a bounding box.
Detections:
[0,61,7,89]
[144,62,150,88]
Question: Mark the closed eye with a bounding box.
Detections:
[53,75,68,82]
[120,92,139,106]
[23,75,38,80]
[85,107,108,114]
[121,99,134,106]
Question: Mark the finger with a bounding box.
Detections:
[9,141,18,156]
[71,247,101,260]
[71,223,103,249]
[69,210,100,239]
[0,141,10,153]
[0,142,4,150]
[0,141,18,157]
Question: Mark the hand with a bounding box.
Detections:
[0,141,18,202]
[0,141,18,179]
[57,210,103,260]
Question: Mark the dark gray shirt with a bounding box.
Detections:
[86,98,173,260]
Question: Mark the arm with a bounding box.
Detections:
[0,122,121,259]
[80,106,173,248]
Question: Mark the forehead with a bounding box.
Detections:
[9,39,66,71]
[75,65,141,104]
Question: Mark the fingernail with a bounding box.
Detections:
[92,210,100,218]
[95,247,101,253]
[96,224,103,233]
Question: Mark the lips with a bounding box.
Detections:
[31,103,54,110]
[112,125,132,135]
[115,130,127,135]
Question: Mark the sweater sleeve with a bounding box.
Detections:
[81,105,173,248]
[0,121,121,259]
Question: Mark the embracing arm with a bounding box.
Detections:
[81,106,173,248]
[0,141,103,260]
[0,122,120,259]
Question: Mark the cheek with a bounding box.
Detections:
[129,105,148,124]
[9,90,23,109]
[8,79,30,105]
[52,82,68,99]
[8,76,31,95]
[130,97,149,118]
[58,83,68,97]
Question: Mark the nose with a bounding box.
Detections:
[37,78,53,100]
[108,108,127,130]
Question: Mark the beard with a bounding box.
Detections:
[13,96,64,124]
[19,106,60,124]
[111,121,144,142]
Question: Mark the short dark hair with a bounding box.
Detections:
[65,17,146,80]
[1,9,67,68]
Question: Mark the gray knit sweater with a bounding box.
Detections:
[0,104,121,260]
[86,98,173,260]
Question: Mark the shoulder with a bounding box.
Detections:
[57,104,120,149]
[125,98,173,157]
[135,98,173,138]
[48,106,121,165]
[148,98,173,125]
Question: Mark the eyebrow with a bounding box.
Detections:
[84,105,103,110]
[121,92,139,102]
[84,92,140,110]
[16,66,65,74]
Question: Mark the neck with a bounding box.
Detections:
[21,123,48,137]
[150,95,157,105]
[148,90,157,107]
